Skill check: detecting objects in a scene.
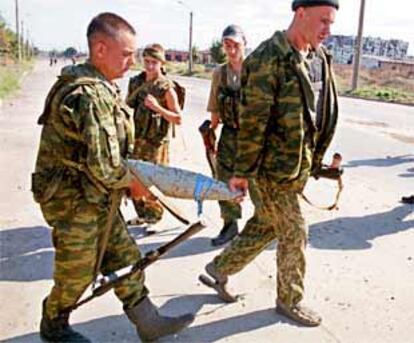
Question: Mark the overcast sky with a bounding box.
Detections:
[1,0,413,55]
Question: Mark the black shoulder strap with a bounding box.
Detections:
[172,80,186,110]
[220,64,228,87]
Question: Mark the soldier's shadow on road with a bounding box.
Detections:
[400,167,414,178]
[344,154,414,169]
[129,226,222,259]
[0,226,54,281]
[2,293,290,343]
[0,225,220,282]
[309,204,414,250]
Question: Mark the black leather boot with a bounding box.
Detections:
[124,296,194,342]
[211,220,238,246]
[40,299,90,342]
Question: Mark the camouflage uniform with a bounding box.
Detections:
[32,63,147,319]
[212,31,338,306]
[207,64,242,222]
[126,72,174,223]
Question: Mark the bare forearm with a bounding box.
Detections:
[156,106,182,125]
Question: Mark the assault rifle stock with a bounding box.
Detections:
[66,221,205,313]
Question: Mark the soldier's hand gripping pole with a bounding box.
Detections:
[67,221,206,313]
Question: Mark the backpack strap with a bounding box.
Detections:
[38,76,114,125]
[220,64,228,88]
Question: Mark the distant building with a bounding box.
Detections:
[165,49,212,64]
[325,35,410,65]
[358,55,414,78]
[165,49,189,63]
[199,50,212,64]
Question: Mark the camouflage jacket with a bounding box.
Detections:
[126,72,173,145]
[234,31,338,191]
[32,62,135,205]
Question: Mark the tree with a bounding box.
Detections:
[0,14,18,57]
[191,45,199,64]
[63,47,77,58]
[209,39,225,64]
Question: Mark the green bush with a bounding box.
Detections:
[0,62,33,99]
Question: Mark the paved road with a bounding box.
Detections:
[0,60,413,343]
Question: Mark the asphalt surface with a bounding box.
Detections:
[0,60,413,343]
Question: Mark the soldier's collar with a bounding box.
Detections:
[84,61,119,93]
[84,61,113,83]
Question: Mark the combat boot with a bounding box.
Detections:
[211,220,238,246]
[124,296,194,342]
[40,299,90,342]
[401,195,414,204]
[276,300,322,327]
[199,262,238,303]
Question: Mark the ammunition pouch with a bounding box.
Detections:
[134,109,170,147]
[218,87,240,129]
[59,158,110,204]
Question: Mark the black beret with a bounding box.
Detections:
[292,0,339,11]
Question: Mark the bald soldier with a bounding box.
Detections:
[201,0,340,327]
[32,13,193,342]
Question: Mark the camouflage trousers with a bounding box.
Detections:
[40,192,147,319]
[216,126,241,222]
[213,176,308,306]
[131,138,169,223]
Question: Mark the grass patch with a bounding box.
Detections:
[343,86,414,105]
[334,64,414,105]
[166,62,212,79]
[0,61,33,99]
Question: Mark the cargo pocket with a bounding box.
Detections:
[103,125,121,167]
[31,167,65,203]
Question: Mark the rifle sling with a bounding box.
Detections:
[128,166,190,225]
[301,176,343,211]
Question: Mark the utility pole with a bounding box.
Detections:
[188,11,193,74]
[26,28,30,58]
[176,1,194,75]
[21,20,25,60]
[351,0,366,91]
[15,0,21,62]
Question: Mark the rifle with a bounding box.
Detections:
[198,120,217,178]
[66,221,205,313]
